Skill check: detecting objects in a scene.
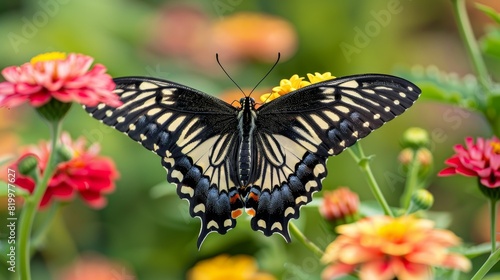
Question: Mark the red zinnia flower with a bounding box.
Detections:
[439,136,500,188]
[8,132,119,209]
[0,52,120,108]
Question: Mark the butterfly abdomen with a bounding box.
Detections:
[237,97,258,186]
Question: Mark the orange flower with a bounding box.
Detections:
[212,12,297,63]
[321,216,471,280]
[187,254,275,280]
[320,187,360,225]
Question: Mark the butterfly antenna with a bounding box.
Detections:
[249,52,281,96]
[216,53,245,96]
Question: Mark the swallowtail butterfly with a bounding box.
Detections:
[84,73,420,248]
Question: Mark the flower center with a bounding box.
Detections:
[377,219,407,243]
[492,141,500,154]
[30,52,67,64]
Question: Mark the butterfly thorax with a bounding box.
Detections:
[237,97,257,187]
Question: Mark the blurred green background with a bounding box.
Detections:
[0,0,498,279]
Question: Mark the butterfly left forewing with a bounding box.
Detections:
[84,77,242,248]
[249,74,421,239]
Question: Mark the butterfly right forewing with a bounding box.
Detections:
[84,77,242,248]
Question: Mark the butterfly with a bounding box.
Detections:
[83,73,420,248]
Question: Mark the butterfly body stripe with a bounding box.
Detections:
[237,97,257,186]
[84,74,421,248]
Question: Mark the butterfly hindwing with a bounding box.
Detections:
[248,74,420,238]
[83,77,243,247]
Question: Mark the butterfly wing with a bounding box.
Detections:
[83,77,242,248]
[249,74,421,239]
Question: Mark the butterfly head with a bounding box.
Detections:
[239,97,256,110]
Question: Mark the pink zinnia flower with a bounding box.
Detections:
[8,132,119,209]
[439,136,500,188]
[0,52,121,108]
[321,216,471,280]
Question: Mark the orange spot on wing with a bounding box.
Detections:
[230,193,240,204]
[246,208,256,217]
[231,209,243,219]
[248,192,259,201]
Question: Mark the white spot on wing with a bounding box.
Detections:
[168,115,186,131]
[305,180,318,192]
[284,207,295,217]
[310,114,329,129]
[194,204,206,213]
[157,112,173,125]
[271,222,283,231]
[339,80,359,88]
[139,82,157,90]
[172,170,184,181]
[180,185,193,197]
[257,219,266,229]
[207,220,219,229]
[336,106,350,113]
[324,111,340,122]
[313,164,325,177]
[295,195,308,204]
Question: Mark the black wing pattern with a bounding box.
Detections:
[83,77,242,247]
[246,74,420,240]
[83,73,421,248]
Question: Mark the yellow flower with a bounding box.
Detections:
[260,72,337,103]
[187,254,275,280]
[307,72,336,84]
[321,215,471,280]
[259,92,282,103]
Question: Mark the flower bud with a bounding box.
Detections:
[401,127,430,149]
[17,155,38,176]
[56,146,74,162]
[410,189,434,211]
[398,147,433,176]
[320,187,360,226]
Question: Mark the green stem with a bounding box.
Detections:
[471,247,500,280]
[451,0,491,93]
[400,150,421,209]
[348,143,393,217]
[30,203,59,255]
[17,121,62,280]
[289,222,324,258]
[491,199,498,255]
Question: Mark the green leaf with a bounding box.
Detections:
[395,66,482,109]
[476,3,500,25]
[149,181,177,199]
[0,181,31,198]
[458,242,497,259]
